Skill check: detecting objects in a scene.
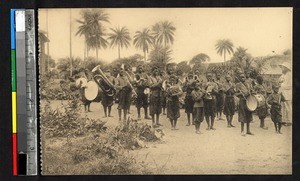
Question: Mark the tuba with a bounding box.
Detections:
[92,65,116,97]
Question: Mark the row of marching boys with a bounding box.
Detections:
[182,71,286,135]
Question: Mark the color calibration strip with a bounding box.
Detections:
[11,9,38,176]
[11,9,18,176]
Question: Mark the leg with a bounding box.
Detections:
[278,122,282,134]
[246,122,254,135]
[174,119,178,130]
[274,122,278,133]
[192,112,195,125]
[108,106,112,117]
[226,115,230,127]
[103,106,108,117]
[260,118,268,130]
[170,118,174,129]
[152,115,155,126]
[241,122,246,136]
[210,116,216,130]
[87,104,91,112]
[230,115,235,127]
[205,116,210,130]
[118,109,122,121]
[123,109,128,121]
[186,113,191,126]
[144,107,151,119]
[137,108,141,120]
[156,114,162,126]
[195,122,200,134]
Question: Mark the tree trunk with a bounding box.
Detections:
[144,51,146,61]
[84,41,86,61]
[224,52,226,66]
[118,45,120,59]
[69,9,73,76]
[96,48,99,62]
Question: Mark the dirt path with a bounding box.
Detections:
[45,101,292,174]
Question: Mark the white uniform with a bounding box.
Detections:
[279,71,292,123]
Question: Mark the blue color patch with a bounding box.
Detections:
[11,9,16,49]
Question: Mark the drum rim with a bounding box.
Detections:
[84,81,99,101]
[246,95,258,112]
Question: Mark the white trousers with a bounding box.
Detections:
[282,100,292,123]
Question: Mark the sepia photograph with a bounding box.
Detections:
[39,8,292,175]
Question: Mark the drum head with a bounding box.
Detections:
[84,81,99,101]
[76,78,87,88]
[246,95,258,112]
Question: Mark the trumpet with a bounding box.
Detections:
[92,65,116,97]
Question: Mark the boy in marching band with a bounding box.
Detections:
[166,75,182,130]
[223,74,236,128]
[191,82,205,134]
[116,69,132,122]
[236,73,254,136]
[149,67,163,127]
[267,84,286,134]
[183,72,196,126]
[135,65,151,120]
[101,69,116,118]
[254,75,268,130]
[203,72,218,130]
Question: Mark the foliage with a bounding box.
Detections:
[176,61,191,76]
[133,28,154,61]
[110,54,144,71]
[76,9,110,60]
[152,21,176,46]
[57,57,83,79]
[41,97,107,138]
[283,49,291,56]
[81,56,105,71]
[215,39,234,63]
[148,44,172,64]
[230,47,253,73]
[110,118,164,150]
[108,26,131,59]
[190,53,210,65]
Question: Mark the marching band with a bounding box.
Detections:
[74,63,287,136]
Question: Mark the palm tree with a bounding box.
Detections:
[76,9,110,61]
[88,25,109,61]
[133,28,154,61]
[149,44,172,64]
[215,39,234,65]
[151,21,175,65]
[152,21,176,47]
[190,53,210,65]
[108,26,131,59]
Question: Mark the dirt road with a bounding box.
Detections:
[45,101,292,174]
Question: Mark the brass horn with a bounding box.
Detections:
[92,65,116,97]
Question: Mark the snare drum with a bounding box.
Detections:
[246,94,265,112]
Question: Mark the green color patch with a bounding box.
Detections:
[11,50,16,91]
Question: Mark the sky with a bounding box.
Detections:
[38,8,292,63]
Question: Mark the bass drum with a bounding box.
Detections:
[246,94,265,112]
[84,81,102,101]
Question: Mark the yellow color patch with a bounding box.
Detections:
[12,92,17,133]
